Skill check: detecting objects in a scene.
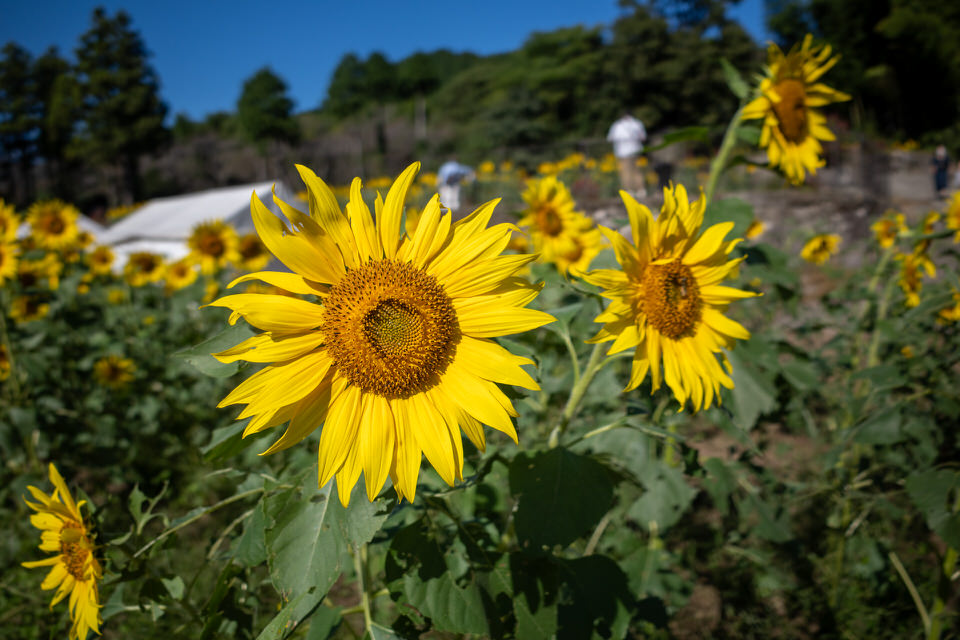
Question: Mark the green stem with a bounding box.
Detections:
[548,342,607,448]
[704,105,744,204]
[889,550,931,634]
[928,492,960,640]
[353,543,374,635]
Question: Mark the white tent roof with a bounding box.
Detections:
[98,181,301,246]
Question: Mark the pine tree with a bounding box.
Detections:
[236,67,298,178]
[74,7,168,203]
[0,43,39,203]
[34,47,79,199]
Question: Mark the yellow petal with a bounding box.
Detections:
[227,271,326,296]
[454,335,539,389]
[378,163,420,259]
[207,294,325,334]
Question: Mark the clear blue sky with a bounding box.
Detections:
[1,0,769,122]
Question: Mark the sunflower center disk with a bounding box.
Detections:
[772,78,808,143]
[200,235,225,257]
[538,207,563,236]
[45,216,65,234]
[641,259,702,339]
[324,260,460,398]
[60,525,89,580]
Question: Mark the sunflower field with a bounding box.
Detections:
[3,35,960,640]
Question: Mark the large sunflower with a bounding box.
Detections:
[0,198,20,242]
[123,252,165,287]
[22,463,102,640]
[579,185,758,411]
[86,246,115,277]
[0,240,18,286]
[188,220,240,274]
[741,34,850,185]
[27,200,81,250]
[518,175,603,274]
[209,163,553,505]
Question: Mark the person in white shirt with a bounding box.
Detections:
[607,113,648,198]
[437,159,474,213]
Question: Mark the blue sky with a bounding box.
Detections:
[1,0,769,121]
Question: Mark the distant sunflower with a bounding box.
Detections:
[741,34,850,184]
[0,343,10,381]
[745,219,766,240]
[237,232,270,272]
[209,163,553,505]
[165,259,198,293]
[87,246,115,277]
[896,249,935,308]
[801,234,841,265]
[579,185,759,411]
[93,355,136,389]
[938,289,960,324]
[188,220,240,275]
[17,255,61,292]
[123,252,165,287]
[947,193,960,243]
[22,463,102,640]
[27,200,80,250]
[10,295,50,323]
[519,175,603,274]
[0,240,18,286]
[871,211,906,249]
[0,198,20,242]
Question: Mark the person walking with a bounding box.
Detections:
[933,144,950,198]
[607,112,648,198]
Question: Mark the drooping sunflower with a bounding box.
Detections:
[188,220,240,274]
[0,198,20,242]
[93,355,136,389]
[741,34,850,185]
[519,175,604,274]
[800,234,841,265]
[123,252,165,287]
[27,200,81,251]
[579,185,759,411]
[22,463,102,640]
[871,211,906,249]
[0,240,18,286]
[208,163,553,505]
[86,246,115,277]
[237,232,271,272]
[165,259,199,293]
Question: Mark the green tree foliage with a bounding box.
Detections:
[236,67,299,154]
[73,7,168,202]
[33,47,80,198]
[766,0,960,139]
[0,42,39,202]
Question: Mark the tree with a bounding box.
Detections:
[33,47,79,198]
[236,67,298,177]
[0,43,39,203]
[73,7,169,203]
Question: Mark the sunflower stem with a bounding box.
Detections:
[353,543,375,634]
[704,105,744,205]
[549,342,607,447]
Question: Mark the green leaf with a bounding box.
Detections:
[264,473,390,601]
[743,494,793,543]
[306,607,343,640]
[645,126,710,152]
[174,322,254,378]
[853,408,904,445]
[702,458,737,516]
[720,58,749,99]
[736,125,761,146]
[234,501,267,567]
[202,419,272,461]
[385,519,490,635]
[727,347,777,430]
[509,448,615,550]
[129,482,168,535]
[557,556,634,639]
[365,622,400,640]
[627,460,698,532]
[703,198,755,239]
[781,359,819,391]
[905,470,960,548]
[254,590,325,640]
[162,576,184,600]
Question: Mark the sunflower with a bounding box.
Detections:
[10,295,50,323]
[801,234,841,265]
[22,463,102,640]
[0,343,10,381]
[519,175,604,274]
[188,220,240,275]
[745,219,766,240]
[16,255,61,292]
[896,249,935,308]
[871,211,906,249]
[0,198,20,242]
[237,232,271,272]
[947,193,960,243]
[0,240,18,286]
[741,34,850,185]
[208,163,553,505]
[165,259,198,293]
[938,289,960,324]
[579,185,758,411]
[93,355,136,388]
[27,200,80,251]
[123,252,165,287]
[86,246,115,277]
